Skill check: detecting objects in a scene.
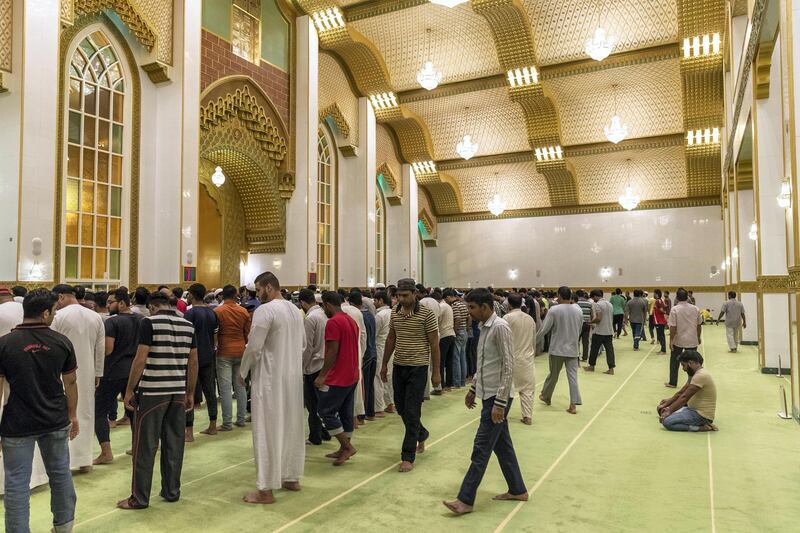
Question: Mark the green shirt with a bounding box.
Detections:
[609,294,626,315]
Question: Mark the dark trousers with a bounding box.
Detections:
[362,358,377,417]
[640,321,647,341]
[669,346,696,386]
[95,377,132,444]
[186,363,217,427]
[631,322,644,350]
[543,332,551,353]
[393,365,430,463]
[457,397,526,506]
[588,334,616,369]
[317,383,357,436]
[439,335,455,388]
[613,314,624,336]
[130,393,186,507]
[648,315,655,338]
[655,324,667,352]
[580,323,591,360]
[303,372,329,444]
[466,337,478,377]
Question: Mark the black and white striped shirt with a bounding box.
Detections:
[138,310,196,396]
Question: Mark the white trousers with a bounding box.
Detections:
[726,326,740,350]
[513,355,536,419]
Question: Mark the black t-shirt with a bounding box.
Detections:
[104,312,143,380]
[0,323,78,438]
[184,307,218,366]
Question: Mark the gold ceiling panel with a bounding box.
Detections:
[573,145,687,205]
[349,3,500,91]
[404,87,530,160]
[545,58,684,146]
[319,53,359,145]
[471,0,535,71]
[447,162,550,212]
[522,0,678,65]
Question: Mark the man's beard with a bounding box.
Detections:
[685,367,696,377]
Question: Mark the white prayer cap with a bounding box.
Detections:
[375,283,386,289]
[213,288,223,296]
[246,282,256,292]
[315,293,322,303]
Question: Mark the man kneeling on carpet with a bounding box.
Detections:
[657,350,717,432]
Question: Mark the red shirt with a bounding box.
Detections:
[324,312,360,387]
[653,299,668,325]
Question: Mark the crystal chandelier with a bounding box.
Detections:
[212,166,226,187]
[456,106,479,160]
[416,29,441,91]
[604,84,628,144]
[429,0,468,6]
[487,172,506,216]
[618,159,640,211]
[585,26,615,61]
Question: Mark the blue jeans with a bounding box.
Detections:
[631,322,643,350]
[453,330,468,387]
[662,406,712,432]
[2,427,76,533]
[216,357,247,428]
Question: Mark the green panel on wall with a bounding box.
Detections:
[261,0,289,71]
[202,0,232,40]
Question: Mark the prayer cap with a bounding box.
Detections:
[397,278,416,291]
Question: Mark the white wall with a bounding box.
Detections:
[424,205,725,289]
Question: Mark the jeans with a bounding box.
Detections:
[648,315,655,339]
[457,397,526,506]
[453,330,468,387]
[662,406,712,432]
[361,358,377,417]
[216,357,247,428]
[655,324,667,352]
[393,365,430,463]
[187,363,217,427]
[2,427,76,533]
[613,314,624,336]
[669,346,696,386]
[631,322,643,350]
[317,383,356,437]
[95,376,132,444]
[439,335,455,388]
[580,323,591,360]
[588,334,615,369]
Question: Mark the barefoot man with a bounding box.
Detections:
[380,278,440,473]
[240,272,306,504]
[444,288,527,515]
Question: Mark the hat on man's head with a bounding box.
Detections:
[375,283,386,289]
[246,282,256,292]
[397,278,416,292]
[213,288,223,297]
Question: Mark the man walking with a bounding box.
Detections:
[666,288,702,388]
[585,289,615,375]
[576,290,593,361]
[0,289,79,532]
[434,290,456,393]
[446,289,469,388]
[505,293,536,425]
[625,289,649,351]
[609,289,626,338]
[373,291,393,415]
[214,285,251,431]
[299,288,329,445]
[444,288,527,515]
[351,291,377,421]
[717,291,746,352]
[117,291,198,510]
[381,278,440,472]
[184,284,219,438]
[538,287,584,414]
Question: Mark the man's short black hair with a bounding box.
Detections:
[157,285,168,292]
[442,288,455,298]
[255,271,280,290]
[222,285,238,300]
[23,288,58,319]
[589,289,602,298]
[728,291,737,299]
[188,283,206,301]
[676,288,689,302]
[654,289,662,298]
[134,286,149,305]
[614,288,621,295]
[431,290,443,301]
[11,286,27,298]
[52,284,75,296]
[348,291,363,306]
[94,291,109,308]
[678,350,704,365]
[465,288,493,308]
[415,283,428,295]
[113,287,130,306]
[148,291,169,306]
[74,285,87,300]
[633,289,643,297]
[507,293,523,309]
[172,287,184,300]
[558,286,572,300]
[298,288,316,305]
[322,291,342,307]
[374,290,389,305]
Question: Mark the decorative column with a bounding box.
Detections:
[361,97,377,288]
[386,163,413,284]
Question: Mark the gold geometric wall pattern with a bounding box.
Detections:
[573,145,687,205]
[522,0,678,65]
[447,162,551,213]
[350,3,500,92]
[0,0,11,73]
[376,124,403,200]
[405,87,530,160]
[73,0,156,52]
[128,0,174,65]
[546,59,684,146]
[319,52,359,145]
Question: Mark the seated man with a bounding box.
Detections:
[657,350,717,432]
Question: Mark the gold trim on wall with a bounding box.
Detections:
[0,0,11,73]
[757,275,790,293]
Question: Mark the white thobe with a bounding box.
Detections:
[51,303,105,469]
[342,303,366,416]
[373,306,392,411]
[241,299,306,491]
[505,309,536,418]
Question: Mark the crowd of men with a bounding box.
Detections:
[0,278,735,530]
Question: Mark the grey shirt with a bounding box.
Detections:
[625,297,648,324]
[537,303,584,357]
[302,305,327,375]
[720,299,745,328]
[594,299,614,336]
[470,312,515,408]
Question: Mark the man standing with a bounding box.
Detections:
[717,291,746,352]
[576,290,593,361]
[117,291,198,510]
[434,290,456,393]
[653,289,668,354]
[299,289,329,445]
[184,284,219,438]
[417,284,440,397]
[538,287,584,414]
[373,291,393,415]
[315,292,360,466]
[446,289,469,389]
[214,285,251,431]
[444,288,527,515]
[240,272,306,504]
[658,350,717,432]
[0,287,24,336]
[666,288,702,388]
[505,293,536,425]
[51,284,105,472]
[625,289,649,351]
[585,289,615,375]
[609,289,626,338]
[351,291,377,421]
[94,288,142,465]
[342,294,367,421]
[130,287,150,317]
[381,278,440,472]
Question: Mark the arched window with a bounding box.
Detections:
[317,128,335,288]
[375,188,385,285]
[63,30,126,290]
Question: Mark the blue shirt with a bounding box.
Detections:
[361,309,377,363]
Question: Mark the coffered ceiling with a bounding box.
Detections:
[303,0,726,218]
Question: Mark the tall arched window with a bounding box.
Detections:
[375,188,385,285]
[317,128,335,288]
[64,31,126,290]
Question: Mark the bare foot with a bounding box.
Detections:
[375,412,386,418]
[664,383,677,389]
[325,449,343,459]
[698,424,719,432]
[398,461,414,472]
[117,417,130,426]
[200,425,217,435]
[185,428,195,442]
[604,369,615,375]
[244,490,276,504]
[566,405,577,414]
[539,394,551,406]
[443,500,473,515]
[93,453,114,465]
[583,366,595,372]
[366,416,376,421]
[282,481,301,491]
[385,405,396,413]
[493,492,529,501]
[521,417,532,425]
[333,446,357,466]
[416,441,426,454]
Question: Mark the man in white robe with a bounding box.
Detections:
[51,285,105,471]
[342,299,366,418]
[240,272,306,504]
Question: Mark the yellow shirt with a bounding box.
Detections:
[688,368,716,420]
[647,297,656,314]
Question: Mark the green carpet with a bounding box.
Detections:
[16,327,799,532]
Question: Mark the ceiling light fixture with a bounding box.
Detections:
[534,145,563,162]
[487,172,506,217]
[507,66,538,88]
[604,84,628,144]
[212,166,226,187]
[456,106,479,160]
[411,161,437,175]
[368,92,398,111]
[777,179,792,208]
[429,0,468,7]
[749,222,758,241]
[586,27,616,61]
[311,8,345,33]
[417,29,442,91]
[683,33,721,58]
[618,158,640,211]
[687,127,720,146]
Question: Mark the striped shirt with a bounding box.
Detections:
[451,300,469,332]
[138,310,196,396]
[389,303,439,366]
[577,299,593,323]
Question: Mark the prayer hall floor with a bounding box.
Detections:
[19,327,799,532]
